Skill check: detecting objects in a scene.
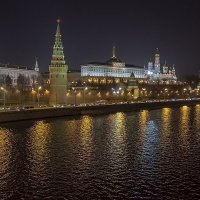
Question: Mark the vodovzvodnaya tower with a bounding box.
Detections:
[49,19,68,105]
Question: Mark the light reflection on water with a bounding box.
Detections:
[28,121,51,162]
[0,106,200,199]
[179,106,190,150]
[195,105,200,133]
[0,128,12,199]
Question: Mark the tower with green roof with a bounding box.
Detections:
[49,19,68,105]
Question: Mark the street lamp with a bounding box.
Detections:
[72,87,77,106]
[83,87,88,104]
[37,86,42,107]
[164,88,168,100]
[31,88,36,106]
[141,88,146,100]
[0,87,6,109]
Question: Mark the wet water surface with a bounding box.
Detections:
[0,106,200,199]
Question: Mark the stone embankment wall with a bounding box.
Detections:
[0,100,199,123]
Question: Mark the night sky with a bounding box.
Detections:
[0,0,200,76]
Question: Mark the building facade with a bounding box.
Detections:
[81,47,177,85]
[49,20,68,105]
[0,61,39,86]
[81,47,145,86]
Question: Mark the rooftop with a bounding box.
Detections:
[0,63,34,71]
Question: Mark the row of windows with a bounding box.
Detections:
[81,67,145,78]
[50,74,66,78]
[82,66,143,74]
[0,70,38,78]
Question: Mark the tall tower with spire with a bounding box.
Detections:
[49,19,68,105]
[154,48,160,74]
[34,57,39,72]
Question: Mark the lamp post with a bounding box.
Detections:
[44,89,50,105]
[31,88,36,106]
[72,87,77,106]
[141,88,146,101]
[83,87,88,104]
[164,88,168,100]
[37,86,42,107]
[0,87,6,109]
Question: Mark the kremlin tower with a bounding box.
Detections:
[49,19,68,105]
[154,48,160,74]
[34,57,39,72]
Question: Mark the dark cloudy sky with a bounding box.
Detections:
[0,0,200,76]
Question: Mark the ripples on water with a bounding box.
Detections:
[0,106,200,199]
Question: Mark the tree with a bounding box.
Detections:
[0,74,6,84]
[17,74,29,91]
[5,75,12,87]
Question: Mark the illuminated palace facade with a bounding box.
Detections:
[81,47,177,86]
[0,60,39,86]
[81,47,145,85]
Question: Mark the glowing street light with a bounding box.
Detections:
[0,87,6,109]
[31,88,36,106]
[37,86,42,107]
[72,87,77,106]
[83,87,88,104]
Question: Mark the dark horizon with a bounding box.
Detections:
[0,0,200,76]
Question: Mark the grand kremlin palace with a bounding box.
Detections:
[81,47,145,85]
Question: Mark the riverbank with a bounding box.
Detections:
[0,99,200,123]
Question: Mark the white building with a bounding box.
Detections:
[0,59,40,86]
[81,47,146,80]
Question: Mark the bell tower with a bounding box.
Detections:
[154,48,160,74]
[49,19,68,105]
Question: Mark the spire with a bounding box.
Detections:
[35,57,39,72]
[112,46,116,58]
[56,19,61,36]
[51,19,66,65]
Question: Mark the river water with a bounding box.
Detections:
[0,105,200,199]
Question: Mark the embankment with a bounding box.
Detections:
[0,99,200,123]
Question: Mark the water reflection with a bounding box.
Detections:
[138,110,149,147]
[79,115,93,167]
[139,110,159,168]
[28,120,51,162]
[194,105,200,132]
[179,106,190,148]
[161,108,172,142]
[112,112,127,145]
[80,115,93,151]
[0,128,12,199]
[139,110,149,135]
[0,106,200,199]
[105,112,127,170]
[27,120,52,192]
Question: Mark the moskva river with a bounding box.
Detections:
[0,105,200,200]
